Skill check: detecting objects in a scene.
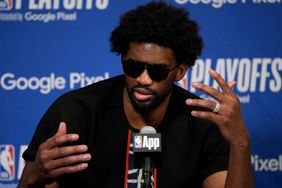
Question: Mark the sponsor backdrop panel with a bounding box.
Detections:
[0,0,281,187]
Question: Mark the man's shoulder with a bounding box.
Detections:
[173,84,201,99]
[61,74,123,97]
[52,75,125,110]
[171,84,202,113]
[171,84,215,129]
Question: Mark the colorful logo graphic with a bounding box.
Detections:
[134,136,142,149]
[0,0,12,10]
[177,73,188,90]
[0,145,15,181]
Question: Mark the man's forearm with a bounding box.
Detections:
[225,142,255,188]
[17,163,45,188]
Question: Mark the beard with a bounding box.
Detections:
[125,82,173,114]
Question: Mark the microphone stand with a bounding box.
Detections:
[143,157,153,188]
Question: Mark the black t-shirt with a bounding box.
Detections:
[23,75,229,188]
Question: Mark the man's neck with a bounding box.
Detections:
[123,88,172,130]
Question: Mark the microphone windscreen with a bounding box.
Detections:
[140,126,156,134]
[133,126,161,168]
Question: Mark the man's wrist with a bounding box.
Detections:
[27,175,46,188]
[229,138,251,152]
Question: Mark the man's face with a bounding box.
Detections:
[123,42,185,113]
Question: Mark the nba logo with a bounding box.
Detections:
[177,72,188,90]
[0,0,13,10]
[134,136,142,148]
[0,145,15,181]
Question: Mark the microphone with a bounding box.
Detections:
[133,126,161,188]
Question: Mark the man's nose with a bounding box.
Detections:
[136,69,153,85]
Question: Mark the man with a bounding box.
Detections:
[17,1,254,188]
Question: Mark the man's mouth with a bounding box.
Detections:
[133,88,153,101]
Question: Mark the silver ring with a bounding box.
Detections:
[213,103,221,113]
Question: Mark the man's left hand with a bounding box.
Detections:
[186,69,250,146]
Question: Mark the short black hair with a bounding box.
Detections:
[110,1,203,67]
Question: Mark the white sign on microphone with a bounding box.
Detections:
[133,133,161,152]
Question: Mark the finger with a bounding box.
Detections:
[228,81,237,88]
[45,122,68,143]
[49,163,89,177]
[55,122,67,137]
[209,69,236,97]
[192,82,225,102]
[47,153,91,170]
[42,134,79,150]
[48,145,88,160]
[191,110,223,126]
[186,99,216,112]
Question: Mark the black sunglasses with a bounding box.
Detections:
[122,59,178,81]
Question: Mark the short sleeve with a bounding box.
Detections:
[22,99,64,161]
[22,93,91,161]
[199,124,229,183]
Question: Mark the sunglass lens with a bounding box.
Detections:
[148,64,169,81]
[122,60,145,78]
[122,60,172,81]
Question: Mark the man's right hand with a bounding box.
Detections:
[18,122,91,188]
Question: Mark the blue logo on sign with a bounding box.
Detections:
[0,145,15,181]
[0,0,12,10]
[134,136,142,148]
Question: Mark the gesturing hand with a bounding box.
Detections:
[186,69,250,147]
[29,122,91,185]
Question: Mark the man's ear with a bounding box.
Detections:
[175,63,188,81]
